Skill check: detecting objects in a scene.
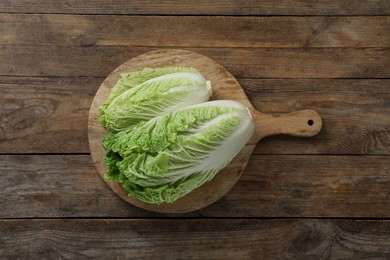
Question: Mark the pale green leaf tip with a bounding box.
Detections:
[206,80,213,98]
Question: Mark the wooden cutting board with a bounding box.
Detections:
[88,49,322,213]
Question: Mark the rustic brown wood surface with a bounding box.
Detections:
[1,15,389,48]
[1,154,389,218]
[1,219,390,259]
[0,1,389,258]
[0,0,388,15]
[2,47,389,78]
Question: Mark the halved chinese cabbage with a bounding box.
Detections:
[99,67,211,131]
[103,100,255,204]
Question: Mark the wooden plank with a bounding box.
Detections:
[0,0,388,15]
[1,46,389,78]
[243,79,390,155]
[1,78,389,155]
[215,155,390,217]
[1,219,390,258]
[1,14,389,48]
[0,77,101,153]
[0,155,389,218]
[0,155,198,218]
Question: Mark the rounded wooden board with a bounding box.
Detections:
[88,49,256,213]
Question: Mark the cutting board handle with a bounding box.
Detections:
[249,109,322,144]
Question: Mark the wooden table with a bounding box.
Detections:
[1,1,389,258]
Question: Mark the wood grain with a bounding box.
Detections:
[0,155,182,218]
[1,46,389,78]
[0,1,389,258]
[214,155,390,217]
[244,79,390,155]
[1,219,390,258]
[0,76,101,153]
[1,78,389,155]
[0,0,388,15]
[1,14,389,47]
[1,154,388,218]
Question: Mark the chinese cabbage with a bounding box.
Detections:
[103,100,255,204]
[100,68,211,131]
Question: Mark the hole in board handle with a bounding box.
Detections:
[308,119,314,126]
